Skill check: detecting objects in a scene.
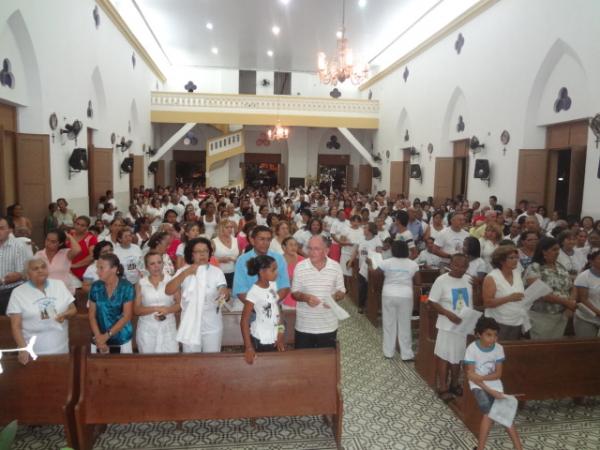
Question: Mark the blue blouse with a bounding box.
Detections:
[89,278,134,345]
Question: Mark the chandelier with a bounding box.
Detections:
[317,0,369,85]
[267,120,289,141]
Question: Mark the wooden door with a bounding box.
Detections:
[89,148,113,215]
[155,160,166,188]
[346,165,354,189]
[389,161,406,198]
[130,155,144,203]
[0,127,17,213]
[515,149,548,207]
[358,164,372,193]
[568,147,587,216]
[433,157,455,205]
[16,134,51,246]
[277,163,286,187]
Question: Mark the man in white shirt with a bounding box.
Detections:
[393,210,417,259]
[292,236,346,348]
[517,201,544,227]
[433,213,469,264]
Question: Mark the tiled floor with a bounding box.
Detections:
[13,299,600,449]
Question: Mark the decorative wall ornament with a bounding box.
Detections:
[326,135,341,150]
[110,132,116,145]
[368,89,373,100]
[185,81,197,93]
[455,33,465,54]
[329,88,341,99]
[256,132,271,146]
[87,100,93,118]
[456,115,465,132]
[131,52,136,68]
[182,131,198,146]
[404,130,410,142]
[554,87,572,113]
[0,58,15,88]
[500,129,510,155]
[93,6,100,28]
[403,66,409,82]
[589,114,600,148]
[49,113,58,130]
[427,143,434,154]
[385,150,390,160]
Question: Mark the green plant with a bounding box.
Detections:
[0,420,17,450]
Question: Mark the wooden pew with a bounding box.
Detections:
[1,310,297,351]
[0,351,79,449]
[75,345,343,450]
[415,302,438,388]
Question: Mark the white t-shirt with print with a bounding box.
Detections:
[394,229,415,249]
[428,273,473,332]
[339,226,364,257]
[246,281,280,345]
[357,236,383,278]
[378,257,419,298]
[7,279,75,355]
[464,341,505,392]
[436,228,469,257]
[114,244,143,284]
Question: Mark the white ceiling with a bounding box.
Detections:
[134,0,444,72]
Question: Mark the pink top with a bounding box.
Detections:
[237,233,249,254]
[35,248,76,294]
[283,255,304,307]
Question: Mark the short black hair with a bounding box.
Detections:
[391,240,409,258]
[463,236,481,258]
[394,210,409,227]
[251,225,273,239]
[184,237,214,264]
[532,237,559,265]
[93,241,113,259]
[474,316,500,335]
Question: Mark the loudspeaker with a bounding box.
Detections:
[473,159,490,179]
[148,161,159,174]
[372,167,382,179]
[68,148,88,171]
[120,157,134,174]
[410,164,421,179]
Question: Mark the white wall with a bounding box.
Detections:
[0,0,158,215]
[369,0,600,217]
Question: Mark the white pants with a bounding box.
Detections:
[382,295,414,360]
[182,330,223,353]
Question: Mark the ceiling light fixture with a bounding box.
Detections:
[267,50,274,57]
[211,47,219,54]
[280,0,291,4]
[358,0,367,8]
[206,22,213,30]
[336,30,343,39]
[268,121,289,141]
[272,25,281,36]
[318,0,369,85]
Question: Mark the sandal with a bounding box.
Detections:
[449,385,463,397]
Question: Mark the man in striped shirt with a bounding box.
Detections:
[0,217,28,314]
[292,235,346,349]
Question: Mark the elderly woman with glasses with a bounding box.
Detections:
[482,246,526,340]
[7,258,77,364]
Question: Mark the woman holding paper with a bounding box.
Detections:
[165,237,228,353]
[573,250,600,337]
[370,240,420,361]
[7,258,77,364]
[524,237,577,339]
[482,246,526,340]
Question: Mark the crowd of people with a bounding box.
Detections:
[1,186,599,369]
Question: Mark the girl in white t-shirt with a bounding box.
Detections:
[241,255,285,364]
[371,240,419,361]
[427,253,473,402]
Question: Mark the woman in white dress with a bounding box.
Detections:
[212,220,239,288]
[165,237,228,353]
[202,202,218,238]
[134,251,181,353]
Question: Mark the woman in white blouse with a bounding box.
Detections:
[269,221,290,255]
[482,246,526,340]
[134,251,181,353]
[8,258,77,363]
[212,220,240,288]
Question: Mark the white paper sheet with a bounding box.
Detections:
[437,307,482,334]
[322,295,350,320]
[520,279,553,310]
[577,303,600,325]
[368,251,384,270]
[488,394,518,427]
